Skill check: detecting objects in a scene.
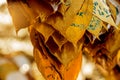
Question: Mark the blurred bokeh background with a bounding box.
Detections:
[0,0,108,80]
